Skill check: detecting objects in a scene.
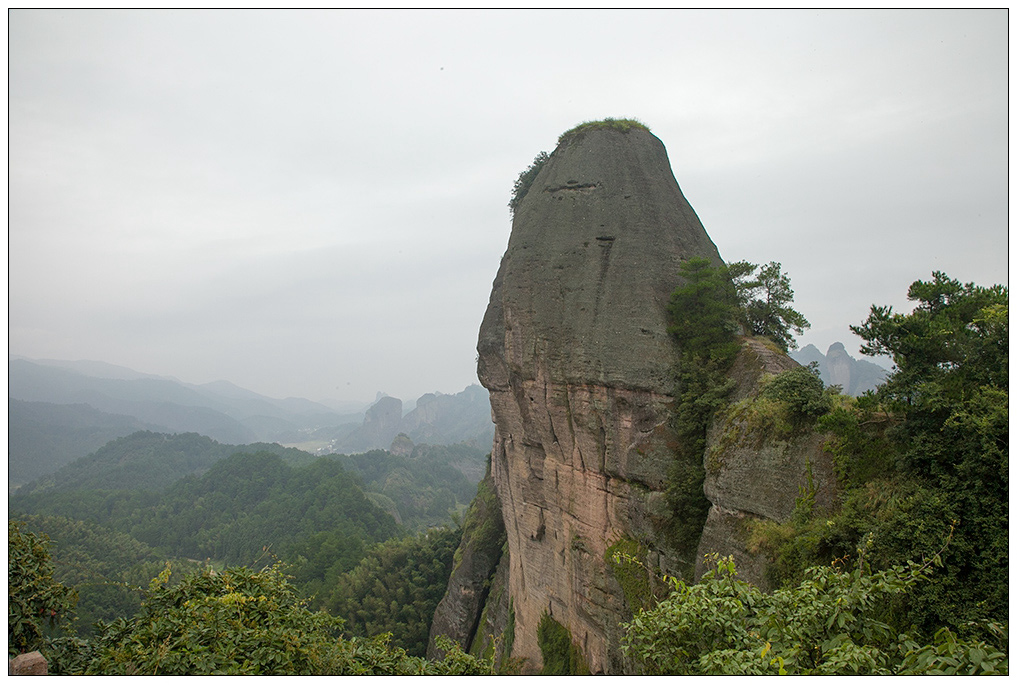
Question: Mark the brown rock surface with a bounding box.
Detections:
[476,125,724,673]
[9,652,47,675]
[695,338,838,589]
[426,471,506,660]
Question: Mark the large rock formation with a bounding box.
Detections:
[695,338,839,589]
[334,395,403,453]
[330,385,495,454]
[475,124,724,673]
[431,123,839,674]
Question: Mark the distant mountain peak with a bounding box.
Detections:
[790,342,888,396]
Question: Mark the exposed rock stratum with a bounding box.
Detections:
[429,124,834,674]
[477,125,722,673]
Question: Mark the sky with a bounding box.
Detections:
[8,9,1009,405]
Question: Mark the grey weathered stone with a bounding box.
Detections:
[476,126,724,673]
[334,395,403,453]
[791,342,888,397]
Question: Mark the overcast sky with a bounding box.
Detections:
[8,9,1009,405]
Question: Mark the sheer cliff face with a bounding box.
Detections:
[477,128,723,673]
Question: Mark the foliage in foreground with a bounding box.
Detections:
[82,564,492,675]
[623,554,1007,675]
[8,520,77,658]
[757,271,1007,634]
[14,514,206,638]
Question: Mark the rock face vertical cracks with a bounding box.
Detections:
[476,127,725,673]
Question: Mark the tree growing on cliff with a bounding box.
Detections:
[749,271,1007,637]
[509,151,549,215]
[736,261,811,352]
[667,258,810,356]
[662,257,810,571]
[847,271,1008,632]
[664,258,741,566]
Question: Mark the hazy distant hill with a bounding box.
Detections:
[790,342,889,396]
[8,356,493,490]
[12,430,321,497]
[9,357,358,443]
[8,400,162,488]
[329,385,494,454]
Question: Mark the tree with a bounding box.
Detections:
[663,258,809,566]
[846,271,1008,631]
[667,257,742,363]
[668,258,810,355]
[8,520,78,657]
[664,258,742,567]
[509,151,549,215]
[850,271,1007,412]
[85,563,493,675]
[738,261,810,352]
[757,271,1007,635]
[622,554,1007,675]
[323,527,461,656]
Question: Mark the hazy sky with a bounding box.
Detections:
[9,9,1009,404]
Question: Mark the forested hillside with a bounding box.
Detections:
[8,400,156,487]
[13,431,319,496]
[335,445,484,529]
[9,430,489,667]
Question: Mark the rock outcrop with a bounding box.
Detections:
[426,471,506,660]
[330,385,495,454]
[432,122,839,674]
[475,124,724,673]
[9,651,47,675]
[334,395,403,453]
[695,338,839,589]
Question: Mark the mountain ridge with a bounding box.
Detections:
[790,342,888,396]
[9,356,494,490]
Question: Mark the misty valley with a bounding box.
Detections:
[9,361,496,670]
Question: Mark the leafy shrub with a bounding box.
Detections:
[84,563,493,675]
[622,554,1007,675]
[759,364,832,425]
[508,151,549,215]
[8,520,77,657]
